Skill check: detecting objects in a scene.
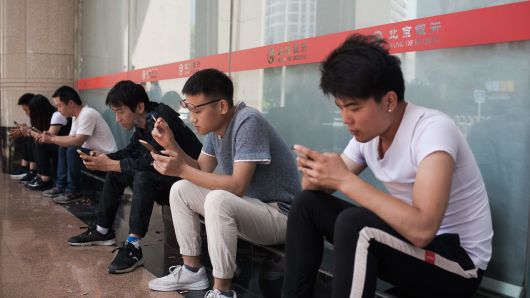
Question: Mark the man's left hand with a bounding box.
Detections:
[295,145,351,190]
[81,153,115,171]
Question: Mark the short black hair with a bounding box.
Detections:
[105,80,149,111]
[320,34,404,102]
[28,95,56,131]
[17,93,35,106]
[52,86,82,105]
[182,68,234,106]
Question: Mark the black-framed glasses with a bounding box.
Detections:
[180,99,222,111]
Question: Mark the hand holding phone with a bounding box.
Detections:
[292,146,313,160]
[77,149,90,157]
[139,139,161,155]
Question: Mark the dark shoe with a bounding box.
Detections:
[68,226,116,246]
[9,167,29,179]
[108,242,144,274]
[53,192,83,204]
[42,187,65,198]
[27,177,54,191]
[19,171,37,185]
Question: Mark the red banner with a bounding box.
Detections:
[77,1,530,90]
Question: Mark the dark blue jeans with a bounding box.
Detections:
[57,146,87,193]
[56,146,68,190]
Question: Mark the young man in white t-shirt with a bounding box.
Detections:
[39,86,117,204]
[282,34,493,298]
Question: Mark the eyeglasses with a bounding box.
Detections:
[180,99,222,111]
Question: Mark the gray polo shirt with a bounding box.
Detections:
[201,102,300,214]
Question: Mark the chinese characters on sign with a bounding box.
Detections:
[141,68,159,81]
[267,42,308,65]
[177,60,201,76]
[377,21,442,49]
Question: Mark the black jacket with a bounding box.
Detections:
[107,102,202,176]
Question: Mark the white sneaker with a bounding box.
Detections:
[149,265,210,291]
[205,289,237,298]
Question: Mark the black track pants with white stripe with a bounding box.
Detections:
[282,190,483,298]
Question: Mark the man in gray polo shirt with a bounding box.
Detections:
[147,68,299,298]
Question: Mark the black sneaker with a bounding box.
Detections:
[9,167,29,179]
[68,226,116,246]
[108,241,144,274]
[19,171,37,185]
[27,177,54,191]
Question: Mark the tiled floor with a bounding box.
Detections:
[0,173,180,298]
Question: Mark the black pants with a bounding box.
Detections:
[282,190,483,298]
[97,170,179,237]
[23,137,35,163]
[33,142,59,177]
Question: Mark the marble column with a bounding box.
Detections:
[0,0,75,171]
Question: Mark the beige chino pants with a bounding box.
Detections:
[169,180,287,279]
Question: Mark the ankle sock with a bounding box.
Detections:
[96,225,109,235]
[126,235,141,249]
[184,264,200,273]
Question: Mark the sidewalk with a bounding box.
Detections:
[0,173,178,298]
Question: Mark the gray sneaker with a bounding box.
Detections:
[42,187,65,197]
[149,265,210,291]
[53,192,83,204]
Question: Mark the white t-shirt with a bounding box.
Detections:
[343,103,493,270]
[69,106,117,154]
[50,111,67,126]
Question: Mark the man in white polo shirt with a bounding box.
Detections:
[39,86,117,204]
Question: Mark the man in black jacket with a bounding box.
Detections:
[68,80,202,274]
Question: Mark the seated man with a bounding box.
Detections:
[148,68,300,298]
[27,94,71,191]
[10,93,39,183]
[282,34,493,298]
[39,86,117,203]
[68,80,202,274]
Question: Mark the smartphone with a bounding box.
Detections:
[77,149,89,157]
[291,146,312,160]
[139,139,161,155]
[30,127,42,134]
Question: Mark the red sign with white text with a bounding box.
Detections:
[76,2,530,90]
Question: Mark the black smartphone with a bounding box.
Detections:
[139,139,161,155]
[30,127,42,134]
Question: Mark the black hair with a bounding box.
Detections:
[28,95,56,131]
[52,86,82,105]
[182,68,234,106]
[105,80,149,111]
[320,34,405,102]
[17,93,35,106]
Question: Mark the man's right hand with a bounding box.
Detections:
[37,131,53,144]
[151,117,177,150]
[8,128,22,140]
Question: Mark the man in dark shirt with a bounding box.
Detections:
[67,80,202,274]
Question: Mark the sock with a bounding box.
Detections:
[96,225,108,235]
[126,235,141,249]
[219,290,234,297]
[184,264,200,273]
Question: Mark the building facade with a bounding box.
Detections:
[1,1,529,296]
